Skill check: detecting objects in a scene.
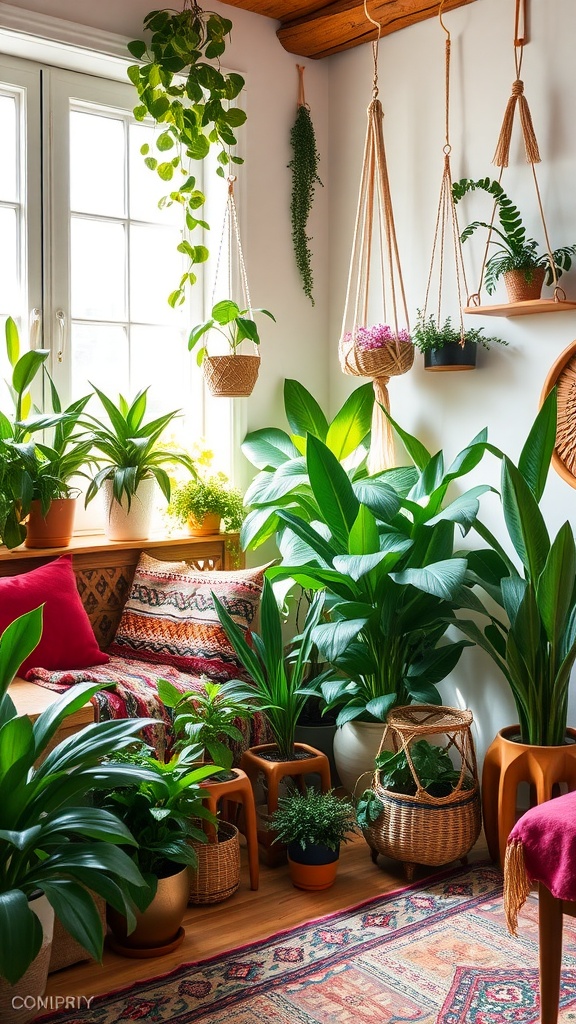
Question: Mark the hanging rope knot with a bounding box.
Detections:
[511,78,524,96]
[227,175,237,195]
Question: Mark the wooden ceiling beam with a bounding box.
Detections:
[223,0,478,59]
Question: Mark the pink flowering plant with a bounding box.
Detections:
[346,323,412,351]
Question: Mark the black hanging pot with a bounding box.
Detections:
[424,341,477,372]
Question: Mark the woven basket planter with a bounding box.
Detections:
[504,266,545,303]
[203,354,260,398]
[189,821,241,904]
[344,338,414,381]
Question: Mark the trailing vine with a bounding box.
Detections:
[127,2,246,306]
[288,91,322,305]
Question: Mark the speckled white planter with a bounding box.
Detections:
[102,477,156,541]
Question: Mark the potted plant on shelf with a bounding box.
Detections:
[127,3,246,307]
[269,789,357,891]
[413,311,507,372]
[159,676,257,773]
[97,744,218,954]
[82,385,196,541]
[0,607,156,1019]
[452,177,576,302]
[455,389,576,866]
[188,299,275,397]
[168,472,244,536]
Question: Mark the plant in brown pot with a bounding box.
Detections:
[167,473,244,536]
[269,788,357,891]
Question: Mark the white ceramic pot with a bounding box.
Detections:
[101,476,157,541]
[333,720,389,797]
[0,894,54,1024]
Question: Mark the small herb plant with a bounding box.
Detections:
[188,299,275,365]
[127,3,246,306]
[452,177,576,295]
[289,104,323,305]
[269,789,358,852]
[167,473,245,531]
[413,311,507,353]
[158,676,257,771]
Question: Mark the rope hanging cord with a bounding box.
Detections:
[339,0,412,474]
[473,0,562,300]
[208,175,256,356]
[421,5,470,342]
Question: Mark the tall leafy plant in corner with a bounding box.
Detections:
[127,1,246,306]
[456,389,576,746]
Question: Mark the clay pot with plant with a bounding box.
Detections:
[269,788,358,891]
[452,177,576,302]
[168,474,244,536]
[188,299,275,398]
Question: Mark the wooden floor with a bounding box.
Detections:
[46,831,490,1001]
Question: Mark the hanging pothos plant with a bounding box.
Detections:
[288,98,322,305]
[127,1,247,307]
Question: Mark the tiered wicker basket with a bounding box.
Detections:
[188,821,241,904]
[363,705,482,879]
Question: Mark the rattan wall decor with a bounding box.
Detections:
[541,340,576,488]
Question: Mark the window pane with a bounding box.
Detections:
[129,325,196,426]
[0,208,19,313]
[129,123,182,226]
[0,94,17,201]
[70,109,125,217]
[71,217,126,320]
[71,323,129,399]
[130,224,185,324]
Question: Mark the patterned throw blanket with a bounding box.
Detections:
[27,655,270,761]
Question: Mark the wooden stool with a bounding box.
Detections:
[200,769,259,890]
[240,743,331,866]
[482,726,576,867]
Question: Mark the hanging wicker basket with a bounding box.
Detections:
[188,821,241,904]
[343,334,414,381]
[362,705,482,874]
[203,354,260,398]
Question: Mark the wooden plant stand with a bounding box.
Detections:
[240,743,331,866]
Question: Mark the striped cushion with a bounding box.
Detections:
[108,553,265,680]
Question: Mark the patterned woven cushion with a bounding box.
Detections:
[108,553,265,680]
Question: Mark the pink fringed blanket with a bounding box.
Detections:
[504,791,576,933]
[27,655,270,761]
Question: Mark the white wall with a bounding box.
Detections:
[327,0,576,761]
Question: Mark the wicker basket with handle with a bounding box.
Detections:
[188,820,241,904]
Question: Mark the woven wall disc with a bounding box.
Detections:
[541,339,576,488]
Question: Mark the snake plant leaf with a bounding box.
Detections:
[501,456,550,580]
[283,379,328,441]
[518,389,557,502]
[306,434,359,546]
[536,521,576,646]
[382,407,432,471]
[325,383,373,460]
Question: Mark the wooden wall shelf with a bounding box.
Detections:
[463,299,576,318]
[223,0,478,59]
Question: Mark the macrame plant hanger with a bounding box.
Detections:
[339,1,413,474]
[421,1,471,366]
[467,0,569,310]
[203,174,261,398]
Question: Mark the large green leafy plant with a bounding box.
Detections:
[127,2,246,307]
[452,177,576,295]
[158,677,257,771]
[0,608,157,984]
[457,390,576,746]
[263,414,491,725]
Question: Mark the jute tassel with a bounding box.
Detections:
[503,838,532,935]
[493,78,541,167]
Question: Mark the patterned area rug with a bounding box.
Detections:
[38,864,576,1023]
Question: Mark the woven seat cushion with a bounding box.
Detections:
[108,553,265,680]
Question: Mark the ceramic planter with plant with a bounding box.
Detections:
[0,607,159,1009]
[452,177,576,302]
[168,473,244,536]
[413,310,507,372]
[97,745,218,954]
[269,788,357,891]
[127,3,246,308]
[188,299,275,397]
[82,385,196,541]
[455,389,576,864]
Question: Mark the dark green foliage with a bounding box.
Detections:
[355,789,384,830]
[269,788,357,852]
[453,177,576,295]
[288,105,323,304]
[375,740,463,796]
[413,311,507,354]
[158,677,257,771]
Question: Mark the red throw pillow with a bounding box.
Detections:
[0,555,109,676]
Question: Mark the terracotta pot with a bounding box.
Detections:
[287,843,339,891]
[101,476,156,542]
[424,340,477,372]
[106,864,189,956]
[25,497,76,548]
[0,894,54,1024]
[482,725,576,867]
[504,266,546,303]
[187,512,221,536]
